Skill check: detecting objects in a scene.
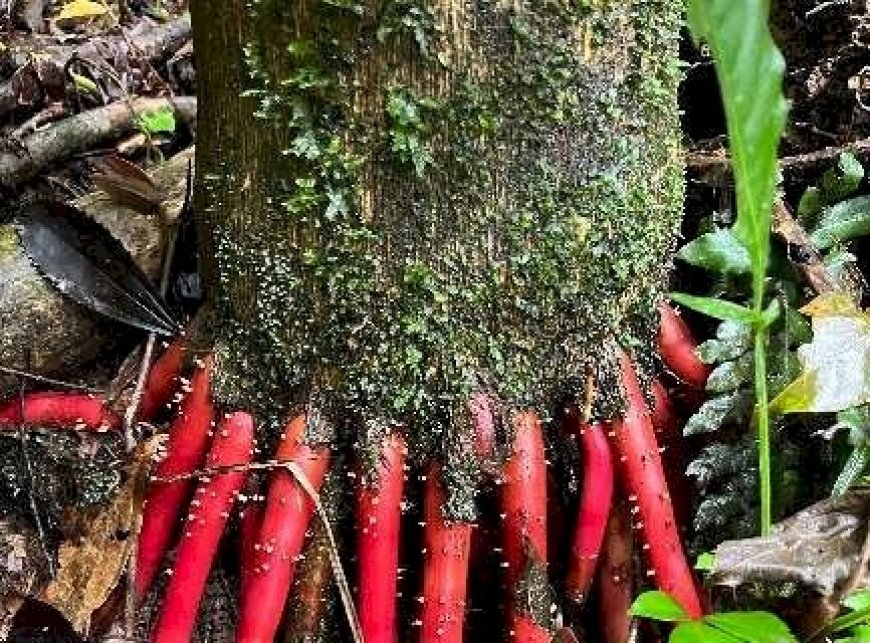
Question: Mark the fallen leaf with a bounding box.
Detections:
[0,517,52,638]
[771,292,870,414]
[56,0,108,21]
[39,436,163,635]
[710,488,870,597]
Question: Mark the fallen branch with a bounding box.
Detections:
[0,96,196,189]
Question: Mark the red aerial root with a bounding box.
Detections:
[565,418,614,604]
[150,411,254,643]
[419,464,473,643]
[0,391,119,430]
[138,333,189,422]
[236,414,331,642]
[357,432,407,643]
[135,356,215,599]
[658,302,711,389]
[610,350,703,618]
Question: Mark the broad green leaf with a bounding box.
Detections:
[810,196,870,249]
[845,589,870,612]
[671,621,739,643]
[629,591,689,622]
[686,0,787,292]
[136,107,177,135]
[705,611,797,642]
[771,293,870,413]
[677,229,752,274]
[57,0,108,20]
[670,293,758,325]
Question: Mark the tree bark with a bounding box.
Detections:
[190,0,684,477]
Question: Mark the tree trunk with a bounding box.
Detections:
[190,0,683,499]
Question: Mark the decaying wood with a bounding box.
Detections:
[0,146,194,397]
[0,95,195,189]
[0,13,191,117]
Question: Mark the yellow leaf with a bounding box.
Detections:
[56,0,108,21]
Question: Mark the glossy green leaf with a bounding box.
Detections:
[629,591,689,622]
[677,228,752,274]
[686,0,787,290]
[670,293,759,325]
[705,611,797,642]
[810,196,870,249]
[671,622,739,643]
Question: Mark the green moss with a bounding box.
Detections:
[209,0,683,516]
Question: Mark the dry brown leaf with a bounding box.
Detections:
[39,436,163,635]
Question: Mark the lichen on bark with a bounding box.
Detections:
[191,0,684,508]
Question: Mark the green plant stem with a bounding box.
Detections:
[754,308,772,536]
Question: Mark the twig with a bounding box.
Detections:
[0,366,104,393]
[686,136,870,172]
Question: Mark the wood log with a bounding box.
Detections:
[0,146,194,397]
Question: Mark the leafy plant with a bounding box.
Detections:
[681,0,788,535]
[630,590,797,642]
[136,106,177,136]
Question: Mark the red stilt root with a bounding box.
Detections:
[138,333,189,422]
[0,391,119,430]
[597,502,633,643]
[658,302,711,389]
[565,418,614,604]
[357,433,407,643]
[236,415,331,642]
[150,411,254,643]
[136,356,214,599]
[611,350,703,618]
[419,464,473,643]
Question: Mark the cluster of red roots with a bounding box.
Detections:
[0,303,712,642]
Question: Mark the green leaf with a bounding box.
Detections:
[677,228,752,274]
[696,551,717,571]
[670,293,759,325]
[629,591,690,622]
[820,152,864,204]
[845,589,870,612]
[706,354,753,393]
[798,186,823,227]
[810,196,870,249]
[832,444,870,496]
[697,321,753,364]
[705,611,797,642]
[686,0,787,291]
[671,621,740,643]
[684,391,752,436]
[136,107,176,135]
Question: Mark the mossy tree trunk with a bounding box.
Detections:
[190,0,683,503]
